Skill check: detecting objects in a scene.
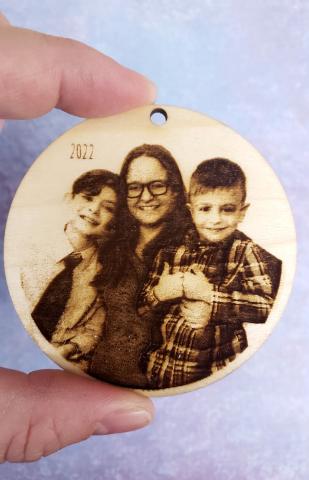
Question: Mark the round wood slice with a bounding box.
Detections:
[4,105,296,396]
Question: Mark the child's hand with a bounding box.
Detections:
[154,262,184,301]
[180,300,212,327]
[183,266,213,303]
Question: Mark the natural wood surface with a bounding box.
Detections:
[4,105,296,397]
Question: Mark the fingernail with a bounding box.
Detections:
[93,407,153,435]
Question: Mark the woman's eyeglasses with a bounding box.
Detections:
[127,181,168,198]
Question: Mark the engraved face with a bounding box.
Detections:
[189,185,248,242]
[70,186,117,238]
[126,156,177,226]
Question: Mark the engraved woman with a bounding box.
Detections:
[90,144,193,387]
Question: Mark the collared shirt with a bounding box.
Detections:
[138,230,282,388]
[22,234,105,371]
[50,245,106,370]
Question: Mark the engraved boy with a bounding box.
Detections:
[138,158,282,389]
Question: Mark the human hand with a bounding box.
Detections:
[183,266,213,302]
[179,300,212,327]
[154,262,184,302]
[0,12,155,462]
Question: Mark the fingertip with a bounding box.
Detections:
[142,76,157,104]
[124,64,157,104]
[93,405,154,435]
[89,380,155,435]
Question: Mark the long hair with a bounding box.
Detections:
[96,144,193,287]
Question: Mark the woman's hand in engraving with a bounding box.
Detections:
[0,11,155,463]
[154,262,184,302]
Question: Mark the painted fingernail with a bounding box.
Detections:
[93,408,153,435]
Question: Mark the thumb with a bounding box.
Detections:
[0,368,154,463]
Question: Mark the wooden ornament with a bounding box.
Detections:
[4,105,296,396]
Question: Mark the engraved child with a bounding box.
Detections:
[138,158,282,389]
[30,169,120,370]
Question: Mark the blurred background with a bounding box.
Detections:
[0,1,308,479]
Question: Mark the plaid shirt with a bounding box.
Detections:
[138,230,281,389]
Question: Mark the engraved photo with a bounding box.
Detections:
[19,143,282,390]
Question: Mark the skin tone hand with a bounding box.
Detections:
[183,265,213,303]
[179,301,212,327]
[0,12,156,463]
[154,262,184,302]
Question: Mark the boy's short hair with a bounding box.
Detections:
[189,158,247,202]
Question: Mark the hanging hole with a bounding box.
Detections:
[150,108,168,126]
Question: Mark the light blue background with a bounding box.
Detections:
[0,1,308,479]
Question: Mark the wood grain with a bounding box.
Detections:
[4,105,296,396]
